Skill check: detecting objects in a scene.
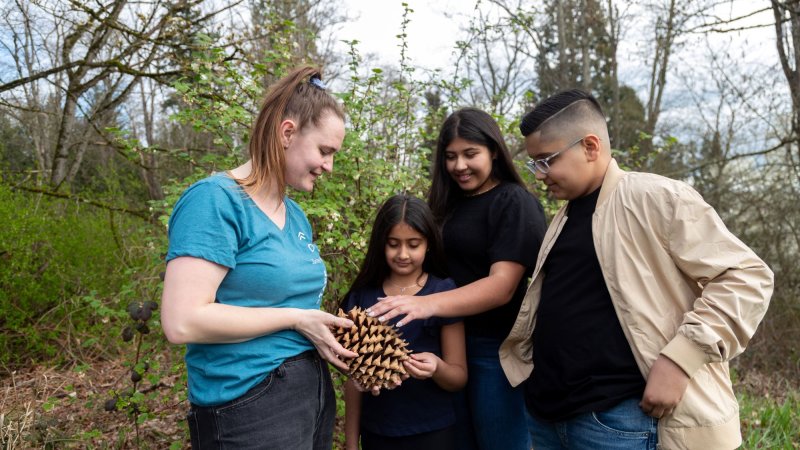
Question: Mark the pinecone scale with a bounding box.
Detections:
[334,306,410,390]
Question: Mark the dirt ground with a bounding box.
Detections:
[1,356,187,449]
[0,351,351,449]
[1,354,794,449]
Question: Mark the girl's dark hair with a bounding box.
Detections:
[427,107,525,223]
[340,194,448,308]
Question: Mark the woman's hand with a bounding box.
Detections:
[403,352,439,380]
[366,295,435,327]
[293,309,357,371]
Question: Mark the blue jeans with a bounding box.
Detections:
[528,397,658,450]
[455,336,531,450]
[187,350,335,450]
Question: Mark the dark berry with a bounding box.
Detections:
[139,307,152,321]
[128,302,143,320]
[126,302,139,317]
[121,327,134,342]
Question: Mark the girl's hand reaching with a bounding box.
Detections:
[293,309,357,371]
[403,352,440,380]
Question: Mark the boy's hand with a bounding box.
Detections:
[640,355,690,419]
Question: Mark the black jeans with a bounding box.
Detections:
[187,350,335,449]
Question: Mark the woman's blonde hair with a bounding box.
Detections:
[239,66,345,197]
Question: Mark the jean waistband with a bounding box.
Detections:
[282,349,317,364]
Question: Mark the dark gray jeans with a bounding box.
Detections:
[187,350,335,449]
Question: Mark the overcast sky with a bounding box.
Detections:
[331,1,782,148]
[334,0,777,76]
[336,0,476,71]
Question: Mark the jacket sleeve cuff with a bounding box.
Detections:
[660,334,709,378]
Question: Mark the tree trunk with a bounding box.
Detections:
[607,0,621,148]
[50,91,79,189]
[643,0,677,153]
[139,78,164,200]
[580,0,592,90]
[556,1,569,88]
[773,0,800,152]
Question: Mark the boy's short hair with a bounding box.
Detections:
[520,89,606,137]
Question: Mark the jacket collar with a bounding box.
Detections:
[597,158,625,209]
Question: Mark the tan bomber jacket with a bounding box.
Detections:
[500,159,774,449]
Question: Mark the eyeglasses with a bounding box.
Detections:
[525,137,584,175]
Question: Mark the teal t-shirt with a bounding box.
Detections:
[166,173,326,406]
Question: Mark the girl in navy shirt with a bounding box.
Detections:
[342,194,467,450]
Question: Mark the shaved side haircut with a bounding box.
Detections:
[520,89,609,145]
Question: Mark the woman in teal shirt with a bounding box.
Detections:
[161,66,357,449]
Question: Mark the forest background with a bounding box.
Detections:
[0,0,798,448]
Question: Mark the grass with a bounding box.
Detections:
[739,390,800,449]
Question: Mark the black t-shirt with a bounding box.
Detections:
[526,188,646,421]
[342,275,461,437]
[443,182,547,339]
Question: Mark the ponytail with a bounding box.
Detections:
[240,66,345,197]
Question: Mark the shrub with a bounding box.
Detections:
[0,184,154,369]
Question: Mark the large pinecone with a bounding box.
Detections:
[334,306,410,391]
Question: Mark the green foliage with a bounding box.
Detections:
[298,38,434,308]
[0,184,154,368]
[739,391,800,448]
[0,111,35,173]
[160,15,441,312]
[3,4,795,449]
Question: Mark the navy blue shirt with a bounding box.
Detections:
[342,275,460,437]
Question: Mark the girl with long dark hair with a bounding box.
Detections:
[341,194,467,450]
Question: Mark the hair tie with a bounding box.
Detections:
[309,75,327,90]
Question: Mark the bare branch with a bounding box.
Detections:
[663,140,790,178]
[9,184,154,222]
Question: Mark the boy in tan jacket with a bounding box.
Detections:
[500,89,773,449]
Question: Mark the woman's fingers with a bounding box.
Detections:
[330,339,358,359]
[331,316,355,330]
[327,357,350,372]
[295,310,358,369]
